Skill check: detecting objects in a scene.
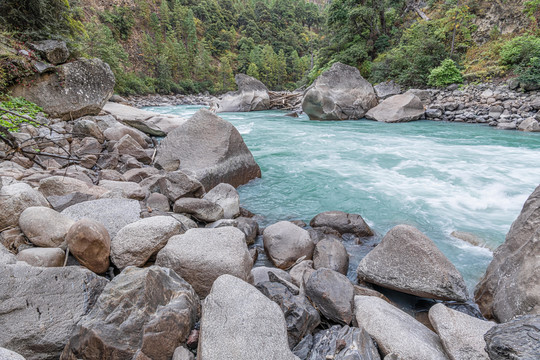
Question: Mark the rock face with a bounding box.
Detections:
[61,198,141,238]
[216,74,270,112]
[198,275,299,360]
[310,211,373,237]
[428,303,495,360]
[203,183,240,219]
[354,296,449,360]
[111,216,182,269]
[29,40,69,65]
[11,58,115,120]
[484,315,540,360]
[305,268,354,325]
[357,225,469,301]
[257,280,321,348]
[263,221,315,269]
[66,219,111,274]
[475,184,540,322]
[19,206,74,248]
[156,227,252,297]
[302,62,378,120]
[0,183,49,230]
[62,266,199,360]
[365,93,425,123]
[155,109,261,190]
[0,264,108,360]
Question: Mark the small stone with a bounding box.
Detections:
[263,221,314,269]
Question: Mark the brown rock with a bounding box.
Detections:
[66,219,111,274]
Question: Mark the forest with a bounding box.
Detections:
[0,0,539,95]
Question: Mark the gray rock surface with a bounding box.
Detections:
[357,224,469,301]
[156,227,252,297]
[0,263,108,360]
[216,74,270,112]
[155,109,261,190]
[158,171,205,202]
[18,207,74,248]
[11,58,115,120]
[518,117,540,132]
[366,93,425,123]
[203,183,240,219]
[313,238,349,275]
[173,198,224,223]
[0,244,16,265]
[305,268,354,325]
[172,346,195,360]
[111,216,182,269]
[0,347,26,360]
[62,266,198,360]
[98,180,146,200]
[263,221,314,269]
[484,315,540,360]
[61,198,141,238]
[374,80,401,100]
[206,217,259,245]
[38,176,106,198]
[16,247,65,267]
[354,296,449,360]
[29,40,69,64]
[0,183,49,230]
[428,303,495,360]
[302,63,378,120]
[251,266,292,286]
[289,260,315,288]
[310,211,373,237]
[475,184,540,321]
[198,274,299,360]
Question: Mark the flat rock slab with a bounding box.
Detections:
[61,198,141,238]
[354,296,449,360]
[199,275,299,360]
[0,264,108,360]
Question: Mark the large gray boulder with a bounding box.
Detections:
[111,216,183,269]
[155,109,261,190]
[302,63,377,120]
[156,227,252,297]
[354,296,449,360]
[263,221,315,269]
[11,58,115,120]
[62,266,199,360]
[428,303,495,360]
[475,185,540,322]
[365,93,425,123]
[310,211,373,237]
[216,74,270,112]
[0,183,49,230]
[198,275,299,360]
[61,198,141,238]
[18,206,74,248]
[484,315,540,360]
[357,225,469,301]
[0,263,108,360]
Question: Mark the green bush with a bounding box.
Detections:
[428,58,464,87]
[0,96,42,131]
[517,56,540,88]
[500,35,540,67]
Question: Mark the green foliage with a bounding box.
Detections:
[428,58,463,87]
[99,6,135,41]
[517,56,540,87]
[500,35,540,68]
[0,96,42,132]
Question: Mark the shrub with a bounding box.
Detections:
[517,56,540,88]
[0,96,42,131]
[500,35,540,68]
[428,58,464,87]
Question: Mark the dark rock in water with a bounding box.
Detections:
[313,238,349,275]
[11,58,115,120]
[357,224,469,302]
[305,268,354,325]
[257,280,321,348]
[0,263,108,360]
[302,62,378,120]
[484,315,540,360]
[29,40,69,65]
[215,74,270,112]
[310,211,373,237]
[155,109,261,190]
[61,266,199,360]
[365,93,425,123]
[300,325,381,360]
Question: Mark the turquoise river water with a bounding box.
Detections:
[146,105,540,294]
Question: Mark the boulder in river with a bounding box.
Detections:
[198,274,299,360]
[155,109,261,190]
[215,74,270,112]
[365,93,425,123]
[263,221,315,269]
[475,184,540,322]
[357,224,469,301]
[312,238,349,275]
[62,266,199,360]
[310,210,374,237]
[302,62,378,120]
[484,315,540,360]
[11,58,115,120]
[203,183,240,219]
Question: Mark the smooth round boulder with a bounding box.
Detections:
[173,198,224,223]
[365,93,425,123]
[310,211,374,237]
[215,74,271,113]
[263,221,315,269]
[18,206,74,248]
[16,247,65,267]
[146,193,171,212]
[305,268,354,325]
[66,219,111,274]
[0,183,49,230]
[357,224,469,301]
[313,238,349,275]
[203,183,240,219]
